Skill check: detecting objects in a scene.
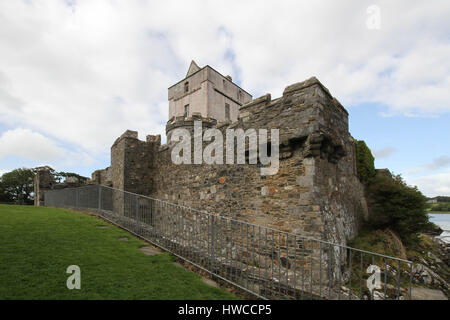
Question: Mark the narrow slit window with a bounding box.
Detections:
[184,104,189,117]
[184,81,189,93]
[225,103,230,120]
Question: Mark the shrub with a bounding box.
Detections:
[366,173,432,245]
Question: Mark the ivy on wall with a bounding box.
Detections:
[354,139,376,184]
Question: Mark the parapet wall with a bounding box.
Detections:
[92,77,368,246]
[166,113,217,143]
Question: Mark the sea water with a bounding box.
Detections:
[429,213,450,243]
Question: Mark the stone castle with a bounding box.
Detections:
[34,61,368,248]
[86,60,368,247]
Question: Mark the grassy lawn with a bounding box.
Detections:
[0,204,236,300]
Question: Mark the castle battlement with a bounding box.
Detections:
[166,113,218,136]
[87,61,367,247]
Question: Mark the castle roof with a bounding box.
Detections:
[168,60,252,97]
[186,60,200,77]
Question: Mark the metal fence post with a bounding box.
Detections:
[98,185,102,214]
[210,215,215,274]
[135,195,140,235]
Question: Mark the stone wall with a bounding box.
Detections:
[34,168,86,206]
[158,77,365,244]
[93,76,368,247]
[92,167,112,186]
[95,130,161,196]
[34,168,56,206]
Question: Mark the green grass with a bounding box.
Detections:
[0,205,237,300]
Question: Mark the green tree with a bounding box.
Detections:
[366,173,431,245]
[431,202,450,212]
[436,196,450,203]
[0,168,35,205]
[55,171,88,184]
[34,167,88,184]
[0,179,13,203]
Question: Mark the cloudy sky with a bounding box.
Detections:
[0,0,449,196]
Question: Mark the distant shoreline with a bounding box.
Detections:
[428,211,450,214]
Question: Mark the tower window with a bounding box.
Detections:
[223,79,226,90]
[184,81,189,93]
[225,103,230,121]
[238,90,242,101]
[184,104,189,117]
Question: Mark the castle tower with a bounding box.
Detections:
[167,60,252,126]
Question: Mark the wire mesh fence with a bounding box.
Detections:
[44,184,413,300]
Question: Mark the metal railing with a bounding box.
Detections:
[44,184,413,300]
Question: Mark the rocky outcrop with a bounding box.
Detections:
[410,287,447,300]
[409,238,449,298]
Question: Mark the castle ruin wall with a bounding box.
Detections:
[93,77,368,247]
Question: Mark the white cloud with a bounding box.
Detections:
[407,155,450,175]
[425,156,450,171]
[0,0,448,160]
[0,128,65,161]
[373,146,396,159]
[0,0,173,154]
[406,172,450,197]
[0,127,95,172]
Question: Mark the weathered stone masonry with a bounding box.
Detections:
[34,166,85,206]
[92,76,368,248]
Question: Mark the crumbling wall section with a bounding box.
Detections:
[34,168,56,206]
[92,167,112,186]
[34,167,86,206]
